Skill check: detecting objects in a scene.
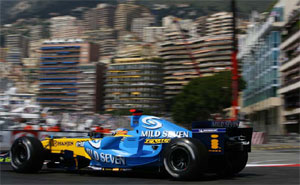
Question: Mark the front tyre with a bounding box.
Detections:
[163,138,208,180]
[10,136,45,173]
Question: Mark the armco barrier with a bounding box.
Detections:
[0,130,96,151]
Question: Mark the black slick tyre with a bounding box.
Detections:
[163,138,208,180]
[10,136,45,173]
[217,151,248,177]
[228,151,248,174]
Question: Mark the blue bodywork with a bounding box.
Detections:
[84,115,192,168]
[83,115,246,169]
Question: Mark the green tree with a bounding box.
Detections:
[171,71,245,126]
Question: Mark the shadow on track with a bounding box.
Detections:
[1,163,263,182]
[42,167,263,182]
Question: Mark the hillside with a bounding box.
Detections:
[1,0,277,24]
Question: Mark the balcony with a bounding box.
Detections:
[104,99,163,104]
[41,61,79,65]
[41,49,80,53]
[105,88,158,93]
[106,78,162,83]
[108,65,159,71]
[106,71,161,77]
[41,55,80,58]
[104,82,160,87]
[105,94,163,99]
[40,46,81,50]
[281,76,300,88]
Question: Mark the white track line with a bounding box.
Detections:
[246,163,300,167]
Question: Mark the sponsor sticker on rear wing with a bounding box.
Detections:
[192,128,226,133]
[192,120,239,128]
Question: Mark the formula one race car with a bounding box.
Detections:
[10,110,252,180]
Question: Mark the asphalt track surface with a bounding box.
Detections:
[1,164,299,185]
[1,148,299,185]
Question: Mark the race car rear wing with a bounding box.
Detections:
[192,120,253,154]
[192,120,240,128]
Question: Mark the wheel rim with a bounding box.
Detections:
[170,147,190,171]
[13,143,28,165]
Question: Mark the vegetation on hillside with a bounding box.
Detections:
[171,71,246,126]
[1,0,277,25]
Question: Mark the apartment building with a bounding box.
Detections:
[38,40,99,112]
[30,25,43,41]
[160,35,233,100]
[5,34,29,64]
[160,12,235,100]
[278,6,300,133]
[114,3,151,32]
[50,16,83,39]
[238,5,285,134]
[104,57,164,113]
[143,27,165,43]
[0,48,8,62]
[131,14,155,39]
[77,63,106,114]
[83,28,118,59]
[98,28,118,58]
[162,16,197,41]
[195,16,208,37]
[205,12,233,37]
[83,3,116,31]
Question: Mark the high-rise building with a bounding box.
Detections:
[195,12,247,38]
[205,12,233,37]
[30,25,43,41]
[83,3,116,31]
[50,16,83,39]
[97,4,116,29]
[162,16,197,42]
[83,28,118,59]
[131,14,155,39]
[29,40,43,58]
[38,39,100,112]
[143,26,165,43]
[22,58,39,94]
[5,34,29,64]
[160,35,233,100]
[77,63,106,114]
[104,57,164,113]
[98,28,118,58]
[114,3,151,32]
[116,33,144,58]
[195,16,207,37]
[0,48,8,62]
[83,8,99,31]
[278,5,300,133]
[238,3,286,134]
[160,12,235,100]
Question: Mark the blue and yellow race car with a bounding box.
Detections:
[10,110,252,180]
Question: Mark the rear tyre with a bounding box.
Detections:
[217,151,248,177]
[10,136,44,173]
[229,151,248,174]
[163,138,208,180]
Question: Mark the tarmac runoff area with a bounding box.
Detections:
[252,142,300,150]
